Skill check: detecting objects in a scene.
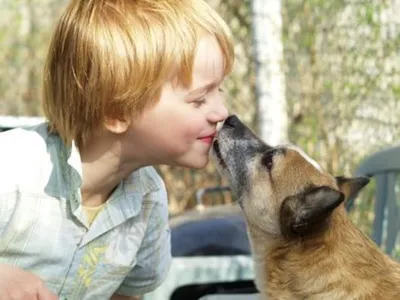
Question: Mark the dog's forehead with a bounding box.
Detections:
[285,145,323,173]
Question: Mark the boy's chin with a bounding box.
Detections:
[174,156,209,169]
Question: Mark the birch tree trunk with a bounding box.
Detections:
[251,0,288,145]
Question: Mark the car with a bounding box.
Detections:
[143,187,257,300]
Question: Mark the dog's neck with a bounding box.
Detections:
[247,206,400,300]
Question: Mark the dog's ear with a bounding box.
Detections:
[335,176,370,204]
[280,186,344,238]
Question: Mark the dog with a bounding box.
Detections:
[212,115,400,300]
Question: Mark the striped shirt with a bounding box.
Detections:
[0,123,171,299]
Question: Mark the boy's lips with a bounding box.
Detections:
[198,133,216,144]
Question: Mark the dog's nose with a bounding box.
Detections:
[224,115,240,127]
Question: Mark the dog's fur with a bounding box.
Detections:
[212,115,400,300]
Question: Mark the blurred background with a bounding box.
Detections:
[1,0,399,250]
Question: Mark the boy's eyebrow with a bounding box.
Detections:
[188,82,218,95]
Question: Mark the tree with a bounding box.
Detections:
[251,0,288,145]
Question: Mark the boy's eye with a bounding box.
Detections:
[191,88,223,108]
[193,99,206,108]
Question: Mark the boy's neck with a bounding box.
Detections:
[77,133,144,207]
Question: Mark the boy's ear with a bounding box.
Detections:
[280,186,344,238]
[335,176,370,204]
[104,117,131,134]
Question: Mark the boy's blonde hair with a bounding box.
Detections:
[42,0,234,147]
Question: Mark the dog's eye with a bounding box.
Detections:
[262,150,275,171]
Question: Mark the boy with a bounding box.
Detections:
[0,0,234,299]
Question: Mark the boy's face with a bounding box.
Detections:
[122,35,229,169]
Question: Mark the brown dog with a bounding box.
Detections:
[212,115,400,300]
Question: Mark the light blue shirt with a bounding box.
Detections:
[0,123,171,299]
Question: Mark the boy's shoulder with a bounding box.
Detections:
[0,122,49,153]
[0,123,52,191]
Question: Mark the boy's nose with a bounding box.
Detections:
[209,102,229,124]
